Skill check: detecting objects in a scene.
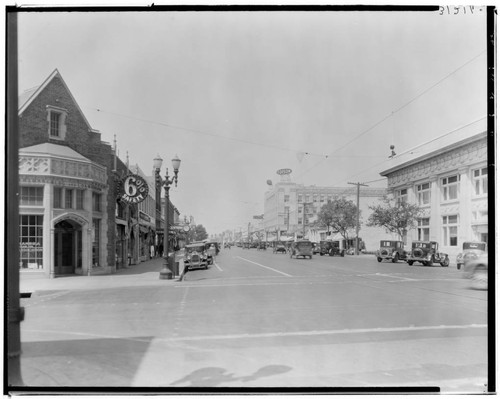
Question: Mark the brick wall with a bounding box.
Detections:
[19,74,117,268]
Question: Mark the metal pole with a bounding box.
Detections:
[7,10,24,387]
[159,170,173,279]
[348,182,368,255]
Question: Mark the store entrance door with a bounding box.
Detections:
[54,219,82,275]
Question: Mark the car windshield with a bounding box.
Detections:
[463,242,486,251]
[296,241,312,247]
[413,242,430,249]
[186,245,205,253]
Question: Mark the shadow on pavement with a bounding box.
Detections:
[19,336,154,387]
[170,365,292,387]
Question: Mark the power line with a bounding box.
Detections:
[86,106,330,158]
[340,116,487,185]
[296,50,487,180]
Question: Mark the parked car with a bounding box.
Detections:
[273,241,287,254]
[184,243,209,270]
[376,240,407,263]
[290,240,313,259]
[407,241,449,267]
[456,241,487,270]
[463,253,488,290]
[257,242,267,250]
[319,240,345,257]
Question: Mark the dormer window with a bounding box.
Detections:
[47,106,67,140]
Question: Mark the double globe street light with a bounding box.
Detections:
[153,154,181,280]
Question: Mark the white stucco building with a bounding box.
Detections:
[379,123,489,261]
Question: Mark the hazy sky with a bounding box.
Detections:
[17,8,487,235]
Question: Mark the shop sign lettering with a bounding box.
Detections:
[121,174,149,204]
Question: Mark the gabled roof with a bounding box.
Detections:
[18,69,94,132]
[20,142,91,163]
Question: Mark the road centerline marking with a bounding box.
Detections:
[236,256,292,277]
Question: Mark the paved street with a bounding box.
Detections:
[18,247,488,392]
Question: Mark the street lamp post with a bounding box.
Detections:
[153,154,181,280]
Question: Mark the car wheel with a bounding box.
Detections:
[320,253,324,256]
[329,249,334,257]
[457,263,462,270]
[471,265,488,290]
[407,261,413,266]
[440,258,449,267]
[392,253,399,263]
[377,257,382,263]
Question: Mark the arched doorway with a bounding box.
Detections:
[54,219,82,275]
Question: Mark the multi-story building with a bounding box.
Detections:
[18,69,172,277]
[379,124,488,261]
[264,169,387,250]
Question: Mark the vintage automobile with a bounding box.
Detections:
[290,240,313,259]
[273,241,287,254]
[257,241,267,250]
[184,243,209,270]
[463,253,488,290]
[376,240,407,263]
[319,240,345,257]
[456,241,487,270]
[407,241,449,267]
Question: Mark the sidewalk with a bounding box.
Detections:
[20,255,184,294]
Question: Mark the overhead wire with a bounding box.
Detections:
[294,49,487,180]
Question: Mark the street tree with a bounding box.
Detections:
[317,198,359,242]
[367,195,423,241]
[187,224,208,242]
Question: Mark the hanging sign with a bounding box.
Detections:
[121,174,149,204]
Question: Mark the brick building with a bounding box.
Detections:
[18,69,120,276]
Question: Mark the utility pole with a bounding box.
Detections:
[7,11,24,386]
[348,182,368,255]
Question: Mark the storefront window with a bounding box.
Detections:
[54,187,63,208]
[416,183,430,205]
[19,215,43,269]
[441,175,459,201]
[443,215,458,246]
[395,188,408,205]
[92,192,102,212]
[417,218,430,241]
[76,189,85,210]
[20,186,44,206]
[65,189,73,209]
[473,167,488,196]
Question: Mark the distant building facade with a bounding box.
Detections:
[379,128,488,260]
[264,170,387,251]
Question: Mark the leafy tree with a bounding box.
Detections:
[317,198,359,241]
[367,196,423,241]
[188,224,208,242]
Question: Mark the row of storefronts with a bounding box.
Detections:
[18,69,179,278]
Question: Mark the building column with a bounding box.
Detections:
[429,175,440,242]
[49,228,55,279]
[458,167,471,243]
[43,182,53,278]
